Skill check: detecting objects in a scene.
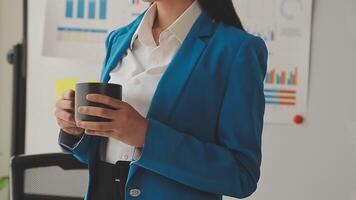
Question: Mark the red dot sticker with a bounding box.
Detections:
[293,115,304,125]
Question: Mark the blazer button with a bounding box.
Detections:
[129,188,141,197]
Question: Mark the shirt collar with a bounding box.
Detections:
[130,1,202,49]
[166,1,202,44]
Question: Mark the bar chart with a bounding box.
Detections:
[56,26,108,43]
[45,0,149,59]
[264,89,297,106]
[265,67,298,86]
[255,30,276,41]
[246,26,277,42]
[65,0,107,20]
[77,0,84,18]
[65,0,73,18]
[88,0,96,19]
[57,0,110,44]
[232,0,313,123]
[264,67,298,106]
[99,0,107,19]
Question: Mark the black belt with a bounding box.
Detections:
[91,160,130,200]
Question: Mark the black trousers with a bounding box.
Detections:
[91,160,130,200]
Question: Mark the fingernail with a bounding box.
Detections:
[78,107,84,113]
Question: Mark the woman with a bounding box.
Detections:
[55,0,268,199]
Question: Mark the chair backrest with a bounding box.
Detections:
[10,153,88,200]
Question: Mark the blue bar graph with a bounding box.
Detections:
[288,72,292,85]
[276,74,281,84]
[65,0,73,18]
[99,0,107,19]
[88,0,96,19]
[77,0,85,18]
[65,0,107,20]
[270,31,275,41]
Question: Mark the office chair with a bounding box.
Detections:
[10,153,88,200]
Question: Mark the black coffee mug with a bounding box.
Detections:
[75,82,122,122]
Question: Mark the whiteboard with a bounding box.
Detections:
[26,0,356,199]
[42,0,314,124]
[235,0,313,124]
[26,0,102,154]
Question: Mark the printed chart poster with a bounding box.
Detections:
[43,0,148,60]
[44,0,313,124]
[234,0,313,124]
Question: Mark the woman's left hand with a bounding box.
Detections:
[76,94,148,148]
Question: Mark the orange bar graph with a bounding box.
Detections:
[265,67,298,86]
[281,71,286,84]
[292,68,298,85]
[270,69,275,84]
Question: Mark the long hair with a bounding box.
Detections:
[198,0,245,30]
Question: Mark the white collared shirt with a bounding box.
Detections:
[106,1,202,164]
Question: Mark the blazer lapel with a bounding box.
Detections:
[147,12,215,121]
[100,14,144,83]
[128,12,215,181]
[101,11,215,118]
[96,10,216,182]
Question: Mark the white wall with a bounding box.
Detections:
[24,0,356,200]
[25,0,103,154]
[0,0,23,199]
[239,0,356,199]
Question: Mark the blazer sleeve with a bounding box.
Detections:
[58,130,92,164]
[133,36,268,198]
[58,129,82,152]
[57,29,119,164]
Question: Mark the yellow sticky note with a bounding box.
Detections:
[55,79,77,101]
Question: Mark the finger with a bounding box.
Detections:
[56,99,74,110]
[76,121,114,131]
[78,106,116,119]
[63,127,84,136]
[86,94,127,109]
[55,108,75,123]
[63,90,75,100]
[84,129,115,137]
[57,118,77,129]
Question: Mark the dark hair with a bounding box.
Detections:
[198,0,245,30]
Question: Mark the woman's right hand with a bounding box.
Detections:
[55,90,84,136]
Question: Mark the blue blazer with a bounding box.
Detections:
[60,11,268,200]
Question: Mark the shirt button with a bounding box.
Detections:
[122,155,129,160]
[129,188,141,197]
